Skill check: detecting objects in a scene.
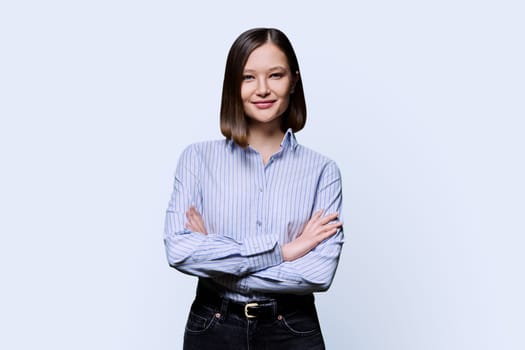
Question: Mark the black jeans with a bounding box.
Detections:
[183,285,325,350]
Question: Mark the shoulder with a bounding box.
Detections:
[174,139,228,174]
[291,144,343,185]
[294,144,341,172]
[179,139,229,157]
[294,146,343,193]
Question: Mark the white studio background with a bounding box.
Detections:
[1,1,524,349]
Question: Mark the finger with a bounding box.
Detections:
[186,220,202,233]
[192,207,205,222]
[191,218,202,230]
[321,227,339,240]
[320,212,339,225]
[307,210,324,226]
[326,221,343,228]
[302,210,320,231]
[193,217,204,229]
[320,222,342,233]
[312,209,324,220]
[188,224,207,235]
[188,214,200,227]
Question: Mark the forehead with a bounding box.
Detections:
[244,43,289,70]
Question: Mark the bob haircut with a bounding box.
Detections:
[220,28,307,147]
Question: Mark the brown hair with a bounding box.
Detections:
[220,28,307,147]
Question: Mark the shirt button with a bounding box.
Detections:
[256,220,262,226]
[259,187,263,193]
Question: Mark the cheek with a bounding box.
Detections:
[241,86,248,101]
[280,96,291,111]
[274,81,292,97]
[240,84,250,101]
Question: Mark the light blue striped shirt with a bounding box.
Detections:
[164,128,344,302]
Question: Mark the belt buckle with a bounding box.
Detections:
[244,302,259,318]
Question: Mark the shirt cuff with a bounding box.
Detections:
[240,235,283,273]
[240,235,278,256]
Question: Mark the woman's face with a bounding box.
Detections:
[241,42,296,128]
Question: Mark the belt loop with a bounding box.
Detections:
[272,300,278,318]
[220,296,229,317]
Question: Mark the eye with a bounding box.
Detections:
[270,73,284,79]
[242,74,255,81]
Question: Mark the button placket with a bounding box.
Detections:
[254,154,266,234]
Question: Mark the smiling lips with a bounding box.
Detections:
[252,100,276,109]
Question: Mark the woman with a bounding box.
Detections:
[164,28,344,350]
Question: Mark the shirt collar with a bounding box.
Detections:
[226,128,299,152]
[226,138,235,150]
[280,128,299,152]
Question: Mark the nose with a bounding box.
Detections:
[255,78,270,96]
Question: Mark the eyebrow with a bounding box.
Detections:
[243,66,288,73]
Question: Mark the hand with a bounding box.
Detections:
[281,210,342,262]
[185,206,208,234]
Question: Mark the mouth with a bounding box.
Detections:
[252,100,276,109]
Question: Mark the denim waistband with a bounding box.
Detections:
[195,280,315,319]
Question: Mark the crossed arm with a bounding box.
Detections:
[164,145,344,294]
[185,206,343,294]
[186,206,341,263]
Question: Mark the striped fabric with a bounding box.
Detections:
[164,128,344,302]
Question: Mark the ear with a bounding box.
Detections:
[290,71,299,94]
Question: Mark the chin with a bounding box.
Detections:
[247,113,282,124]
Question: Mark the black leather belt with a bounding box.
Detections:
[229,300,277,319]
[195,281,314,319]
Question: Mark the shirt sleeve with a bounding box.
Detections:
[233,161,344,294]
[163,144,283,278]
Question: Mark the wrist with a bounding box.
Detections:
[281,237,311,262]
[281,243,292,262]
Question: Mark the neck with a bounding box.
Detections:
[246,119,285,156]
